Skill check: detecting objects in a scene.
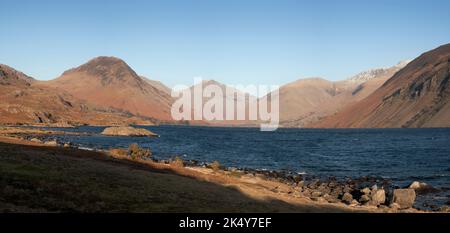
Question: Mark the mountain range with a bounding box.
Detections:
[311,44,450,128]
[1,43,449,128]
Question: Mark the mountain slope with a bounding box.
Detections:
[180,80,259,126]
[42,57,173,120]
[267,62,407,127]
[311,44,450,128]
[141,76,172,95]
[0,64,153,126]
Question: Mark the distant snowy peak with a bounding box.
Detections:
[347,60,410,83]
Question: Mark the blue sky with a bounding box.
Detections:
[1,0,449,87]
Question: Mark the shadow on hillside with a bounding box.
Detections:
[0,141,353,213]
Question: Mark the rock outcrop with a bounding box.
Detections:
[101,126,158,137]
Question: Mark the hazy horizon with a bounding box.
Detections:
[1,0,449,87]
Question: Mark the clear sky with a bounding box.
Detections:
[1,0,449,87]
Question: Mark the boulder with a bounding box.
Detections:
[302,189,311,197]
[30,138,42,143]
[330,187,343,198]
[341,192,353,205]
[370,189,386,206]
[44,140,58,146]
[371,184,378,191]
[323,194,340,203]
[293,175,302,183]
[438,205,450,213]
[350,199,360,207]
[343,185,352,193]
[359,194,370,204]
[389,203,401,210]
[391,189,416,209]
[408,181,439,195]
[307,180,319,189]
[101,126,158,137]
[361,187,371,195]
[408,181,423,190]
[317,184,331,195]
[311,191,322,198]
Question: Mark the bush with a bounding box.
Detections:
[210,161,221,172]
[128,143,152,160]
[172,156,184,167]
[109,148,128,158]
[229,170,243,178]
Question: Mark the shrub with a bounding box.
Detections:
[229,170,242,178]
[128,143,152,160]
[109,148,128,158]
[210,161,221,172]
[172,156,184,167]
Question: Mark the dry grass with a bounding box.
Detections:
[0,137,382,213]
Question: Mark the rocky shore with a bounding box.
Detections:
[174,159,448,212]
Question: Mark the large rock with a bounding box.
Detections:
[323,194,340,203]
[30,138,42,143]
[341,192,354,205]
[101,126,158,137]
[44,140,58,146]
[439,205,450,213]
[408,181,439,195]
[370,189,386,206]
[391,189,416,209]
[359,194,370,204]
[361,187,371,195]
[311,191,322,198]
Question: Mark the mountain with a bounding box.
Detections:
[141,76,172,95]
[347,61,410,83]
[181,80,259,126]
[268,61,408,127]
[0,64,34,86]
[0,64,153,126]
[41,56,173,121]
[311,44,450,128]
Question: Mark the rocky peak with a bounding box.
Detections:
[62,56,142,86]
[347,60,410,83]
[0,64,34,86]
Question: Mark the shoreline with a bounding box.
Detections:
[1,127,447,213]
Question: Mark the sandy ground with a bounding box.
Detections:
[0,130,418,213]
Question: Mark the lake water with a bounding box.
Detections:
[46,125,450,209]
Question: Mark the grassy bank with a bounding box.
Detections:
[1,135,373,213]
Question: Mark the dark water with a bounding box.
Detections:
[46,125,450,208]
